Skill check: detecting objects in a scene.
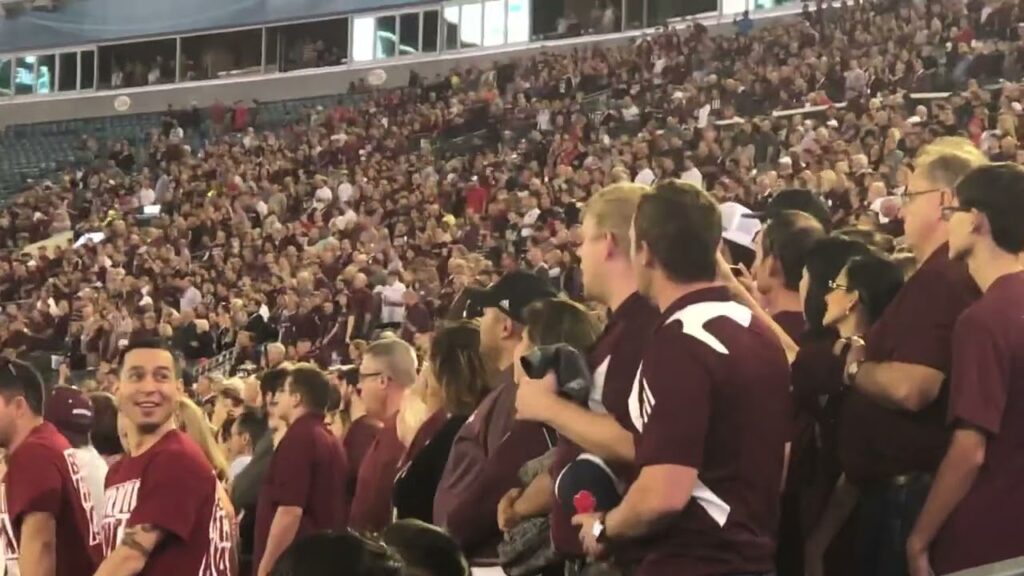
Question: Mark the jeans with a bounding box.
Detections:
[856,474,932,576]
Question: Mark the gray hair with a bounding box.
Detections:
[365,338,418,387]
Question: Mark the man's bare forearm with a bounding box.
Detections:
[910,428,986,548]
[855,361,943,412]
[18,512,56,576]
[515,470,555,519]
[94,523,164,576]
[546,397,635,463]
[258,506,303,576]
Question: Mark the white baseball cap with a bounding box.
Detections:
[720,202,762,251]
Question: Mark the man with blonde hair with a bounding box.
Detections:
[807,139,983,574]
[510,183,662,571]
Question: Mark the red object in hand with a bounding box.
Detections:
[574,490,596,515]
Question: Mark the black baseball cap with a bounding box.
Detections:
[472,271,557,324]
[555,454,624,515]
[744,188,832,232]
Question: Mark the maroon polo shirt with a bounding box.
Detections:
[1,422,101,576]
[837,245,980,484]
[349,419,406,534]
[629,287,791,576]
[549,293,659,557]
[253,412,349,573]
[932,271,1024,574]
[343,416,383,502]
[348,287,374,339]
[433,370,516,527]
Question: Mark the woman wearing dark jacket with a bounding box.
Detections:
[392,321,490,524]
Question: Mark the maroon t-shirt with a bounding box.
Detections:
[933,271,1024,574]
[0,422,101,576]
[349,420,405,534]
[549,293,659,557]
[343,416,383,502]
[100,429,232,576]
[253,413,349,573]
[838,245,980,484]
[629,287,791,576]
[773,310,806,343]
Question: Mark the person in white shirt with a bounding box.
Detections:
[374,271,408,330]
[44,387,108,535]
[226,409,267,480]
[314,178,334,209]
[330,204,358,232]
[337,174,354,204]
[137,180,156,207]
[679,155,703,188]
[180,276,203,312]
[620,96,641,122]
[634,158,657,186]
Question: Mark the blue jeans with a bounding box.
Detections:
[856,474,932,576]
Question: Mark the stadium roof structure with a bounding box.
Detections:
[0,0,431,53]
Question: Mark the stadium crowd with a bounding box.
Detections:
[0,0,1023,575]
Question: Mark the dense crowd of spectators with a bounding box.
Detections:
[0,0,1023,575]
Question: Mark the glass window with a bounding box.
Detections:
[97,38,176,89]
[376,15,397,59]
[647,0,714,25]
[506,0,529,43]
[35,54,55,94]
[483,0,505,46]
[625,0,644,29]
[534,0,620,37]
[353,16,375,61]
[80,50,96,90]
[0,58,12,97]
[264,28,281,72]
[14,57,34,95]
[269,17,349,72]
[58,52,77,92]
[460,2,483,49]
[422,10,440,52]
[722,0,748,13]
[444,5,460,50]
[180,28,262,82]
[399,13,420,54]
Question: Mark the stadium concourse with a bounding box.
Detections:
[1,0,1024,575]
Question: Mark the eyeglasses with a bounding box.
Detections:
[828,279,850,292]
[940,205,973,221]
[896,187,945,205]
[358,371,383,382]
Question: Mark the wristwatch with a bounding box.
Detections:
[592,516,609,544]
[845,360,862,388]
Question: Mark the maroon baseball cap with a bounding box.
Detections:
[45,387,94,437]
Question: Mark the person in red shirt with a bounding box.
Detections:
[254,363,349,576]
[95,338,233,576]
[0,359,101,576]
[908,163,1024,575]
[573,181,791,576]
[349,338,418,533]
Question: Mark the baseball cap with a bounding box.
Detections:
[473,271,557,324]
[555,453,624,515]
[720,202,762,251]
[743,188,832,232]
[44,386,94,437]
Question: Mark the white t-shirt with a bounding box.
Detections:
[679,166,703,189]
[72,446,108,535]
[374,282,407,325]
[635,168,657,186]
[314,186,333,206]
[337,182,354,204]
[138,187,156,206]
[331,209,358,232]
[622,104,640,122]
[229,455,253,480]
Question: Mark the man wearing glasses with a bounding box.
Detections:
[834,138,983,574]
[908,163,1024,575]
[254,364,349,576]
